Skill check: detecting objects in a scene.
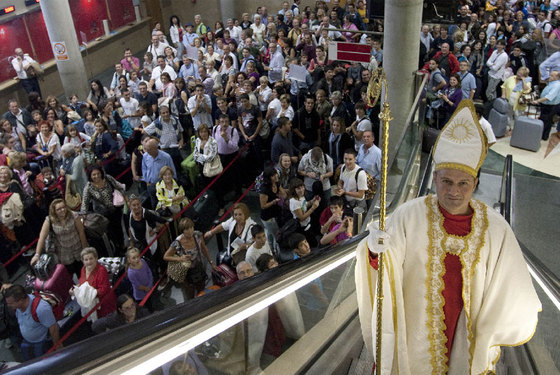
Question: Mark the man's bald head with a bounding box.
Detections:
[145,138,160,156]
[236,261,254,280]
[550,71,560,81]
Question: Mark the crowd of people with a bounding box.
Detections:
[421,1,560,141]
[0,0,556,372]
[0,0,382,368]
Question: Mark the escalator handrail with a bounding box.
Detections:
[519,240,560,304]
[5,234,368,375]
[500,154,513,226]
[417,151,434,198]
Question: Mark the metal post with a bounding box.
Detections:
[40,0,89,99]
[353,206,365,235]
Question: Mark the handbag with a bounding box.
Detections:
[65,178,81,211]
[167,260,190,283]
[203,155,223,178]
[33,253,58,281]
[259,119,271,139]
[111,181,126,207]
[186,233,208,286]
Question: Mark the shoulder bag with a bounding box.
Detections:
[65,178,81,211]
[203,155,223,178]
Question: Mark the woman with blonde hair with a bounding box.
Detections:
[155,165,189,218]
[204,203,257,266]
[7,151,33,196]
[501,66,532,120]
[32,199,88,277]
[125,247,154,307]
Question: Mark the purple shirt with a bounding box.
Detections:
[213,125,240,155]
[330,223,350,245]
[121,57,141,72]
[127,259,153,301]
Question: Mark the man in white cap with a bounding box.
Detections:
[355,100,541,374]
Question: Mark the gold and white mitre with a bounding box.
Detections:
[432,100,488,178]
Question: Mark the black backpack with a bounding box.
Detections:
[277,218,300,245]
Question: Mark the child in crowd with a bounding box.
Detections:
[319,196,353,246]
[255,253,278,273]
[35,166,64,210]
[245,225,273,272]
[81,109,96,137]
[63,124,90,148]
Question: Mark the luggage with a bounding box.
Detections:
[510,116,543,152]
[82,213,110,238]
[212,264,238,287]
[33,253,58,281]
[34,264,73,304]
[493,97,510,114]
[192,190,219,233]
[83,213,115,257]
[422,126,440,154]
[488,109,509,138]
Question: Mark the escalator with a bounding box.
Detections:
[5,76,559,375]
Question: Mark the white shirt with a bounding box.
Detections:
[11,55,36,80]
[227,26,242,43]
[146,42,174,58]
[119,97,141,129]
[340,165,367,202]
[245,242,273,272]
[151,65,177,91]
[354,116,373,151]
[267,98,282,119]
[250,23,266,43]
[313,23,342,39]
[187,94,213,130]
[257,86,272,112]
[479,116,497,145]
[268,50,285,83]
[486,49,509,80]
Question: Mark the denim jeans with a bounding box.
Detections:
[20,339,48,361]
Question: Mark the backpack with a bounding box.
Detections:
[276,218,300,252]
[31,291,65,322]
[338,165,377,201]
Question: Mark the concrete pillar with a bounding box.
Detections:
[40,0,89,100]
[219,0,236,22]
[383,0,423,160]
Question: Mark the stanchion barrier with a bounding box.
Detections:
[5,135,138,268]
[48,143,251,352]
[139,270,167,307]
[114,166,132,181]
[3,238,39,267]
[137,180,256,308]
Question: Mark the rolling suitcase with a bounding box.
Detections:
[492,97,510,114]
[488,109,508,138]
[34,264,74,304]
[192,190,219,233]
[510,116,543,152]
[212,264,238,287]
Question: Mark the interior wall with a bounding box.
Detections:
[0,19,151,113]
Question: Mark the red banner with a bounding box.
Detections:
[328,41,372,64]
